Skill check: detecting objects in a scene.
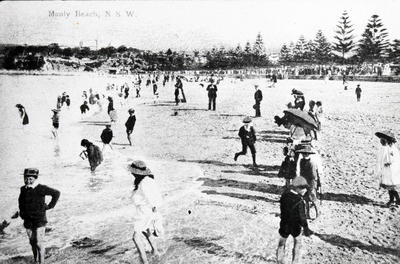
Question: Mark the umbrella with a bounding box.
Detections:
[283,109,319,130]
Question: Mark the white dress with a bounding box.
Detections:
[132,177,163,234]
[376,145,400,189]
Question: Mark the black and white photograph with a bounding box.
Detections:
[0,0,399,263]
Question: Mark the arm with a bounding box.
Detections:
[297,200,309,230]
[42,185,60,210]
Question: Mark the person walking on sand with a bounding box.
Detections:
[128,160,163,264]
[11,168,60,264]
[80,101,89,115]
[80,139,103,172]
[355,84,362,102]
[206,79,218,111]
[234,116,258,167]
[254,84,263,117]
[276,176,313,264]
[51,109,60,138]
[16,104,29,126]
[100,124,113,152]
[125,108,136,146]
[375,131,400,207]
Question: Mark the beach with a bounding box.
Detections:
[0,74,399,264]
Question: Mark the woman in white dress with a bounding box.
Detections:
[128,160,163,264]
[375,131,400,207]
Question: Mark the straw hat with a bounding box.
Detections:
[128,160,152,176]
[292,176,308,188]
[375,131,397,143]
[23,168,39,178]
[243,116,252,123]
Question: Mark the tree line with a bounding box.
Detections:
[280,12,400,64]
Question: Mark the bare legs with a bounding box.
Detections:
[26,227,45,263]
[132,230,158,264]
[276,236,303,264]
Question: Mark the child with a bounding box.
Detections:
[16,104,29,126]
[234,116,257,167]
[51,109,60,138]
[80,139,103,172]
[375,131,400,207]
[80,101,89,114]
[100,124,113,151]
[278,147,297,188]
[276,176,312,264]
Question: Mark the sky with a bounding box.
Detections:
[0,0,399,53]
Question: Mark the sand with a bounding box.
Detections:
[1,75,400,264]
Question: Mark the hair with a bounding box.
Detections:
[133,174,154,191]
[81,139,91,147]
[316,101,322,106]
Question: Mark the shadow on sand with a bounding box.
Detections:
[219,114,246,117]
[221,169,279,178]
[321,192,375,205]
[199,177,284,196]
[202,190,278,204]
[259,130,290,136]
[314,232,400,257]
[178,159,280,171]
[173,236,270,262]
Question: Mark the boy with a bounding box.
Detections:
[234,116,257,167]
[13,168,60,264]
[277,176,312,264]
[100,124,113,151]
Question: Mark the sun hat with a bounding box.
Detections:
[23,168,39,178]
[128,160,152,176]
[375,131,397,143]
[291,89,303,96]
[128,108,135,114]
[295,144,315,154]
[291,176,308,188]
[243,116,252,123]
[51,109,60,112]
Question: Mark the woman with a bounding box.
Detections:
[125,108,136,146]
[16,104,29,126]
[128,160,163,264]
[107,97,117,122]
[375,131,400,207]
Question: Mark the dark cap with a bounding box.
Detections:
[24,168,39,178]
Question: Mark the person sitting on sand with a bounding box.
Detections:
[100,124,113,152]
[128,160,163,264]
[276,176,313,264]
[80,139,103,172]
[375,131,400,207]
[234,116,258,167]
[51,109,60,138]
[16,104,29,126]
[12,168,60,264]
[125,108,136,146]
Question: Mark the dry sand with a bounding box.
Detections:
[3,76,400,264]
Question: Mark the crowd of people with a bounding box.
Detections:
[9,71,400,264]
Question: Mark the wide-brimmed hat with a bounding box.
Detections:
[375,131,397,143]
[128,160,152,176]
[243,116,252,123]
[292,176,308,188]
[295,145,315,154]
[128,108,135,114]
[291,89,303,96]
[23,168,39,178]
[51,109,60,112]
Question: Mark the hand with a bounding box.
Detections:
[11,211,19,219]
[303,228,313,237]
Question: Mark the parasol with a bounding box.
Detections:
[283,109,319,130]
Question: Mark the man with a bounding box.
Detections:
[13,168,60,264]
[80,139,103,171]
[100,124,113,151]
[355,84,362,102]
[254,85,263,117]
[276,176,312,264]
[234,116,257,167]
[206,79,218,111]
[125,108,136,146]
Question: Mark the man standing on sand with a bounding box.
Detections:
[125,108,136,146]
[206,79,218,111]
[12,168,60,264]
[355,84,362,102]
[234,116,258,167]
[276,176,312,264]
[254,84,263,117]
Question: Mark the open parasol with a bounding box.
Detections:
[283,109,319,130]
